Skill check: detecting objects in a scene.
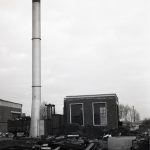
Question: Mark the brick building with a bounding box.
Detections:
[0,99,22,132]
[64,94,119,130]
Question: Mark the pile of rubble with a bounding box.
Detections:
[0,132,149,150]
[0,134,104,150]
[32,134,102,150]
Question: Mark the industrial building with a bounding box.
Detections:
[64,94,119,131]
[0,99,22,132]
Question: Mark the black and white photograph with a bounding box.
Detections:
[0,0,149,149]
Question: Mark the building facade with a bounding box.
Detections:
[64,94,119,130]
[0,99,22,132]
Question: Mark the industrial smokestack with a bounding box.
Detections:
[30,0,41,137]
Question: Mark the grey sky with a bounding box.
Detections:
[0,0,149,119]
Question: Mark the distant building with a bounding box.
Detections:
[0,99,22,132]
[64,94,119,130]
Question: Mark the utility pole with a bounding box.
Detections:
[133,106,135,122]
[30,0,41,137]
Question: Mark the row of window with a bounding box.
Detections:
[69,102,107,126]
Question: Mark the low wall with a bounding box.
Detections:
[108,136,136,150]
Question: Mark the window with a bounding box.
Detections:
[100,107,107,126]
[93,102,107,126]
[11,111,21,120]
[70,103,84,125]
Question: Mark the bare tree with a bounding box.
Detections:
[40,101,47,119]
[119,104,140,122]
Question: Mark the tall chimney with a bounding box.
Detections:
[30,0,41,137]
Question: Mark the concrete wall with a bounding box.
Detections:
[108,136,136,150]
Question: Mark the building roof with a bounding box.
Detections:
[65,94,118,101]
[0,99,22,109]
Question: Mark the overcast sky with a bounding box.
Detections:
[0,0,149,119]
